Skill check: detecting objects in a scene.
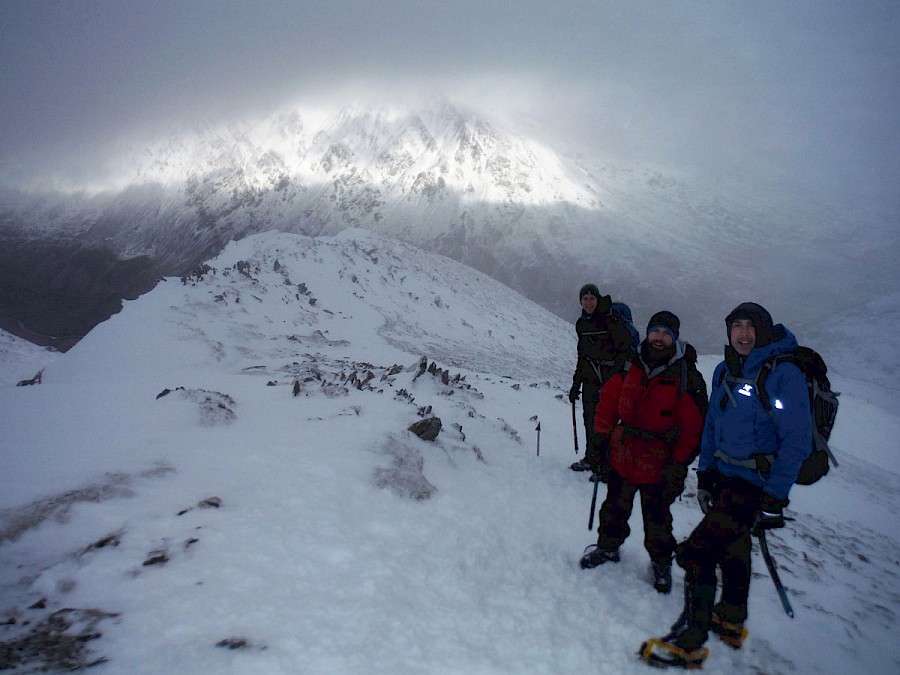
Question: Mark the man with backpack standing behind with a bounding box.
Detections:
[568,284,636,481]
[640,302,813,669]
[579,311,707,595]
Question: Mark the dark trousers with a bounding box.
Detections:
[581,381,600,448]
[596,469,675,563]
[581,381,606,467]
[676,476,764,621]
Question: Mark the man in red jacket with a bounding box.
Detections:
[579,311,708,594]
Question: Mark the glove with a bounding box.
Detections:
[589,465,609,483]
[695,470,717,514]
[662,461,687,505]
[585,437,607,483]
[696,470,717,493]
[697,489,713,514]
[752,494,788,536]
[568,383,581,403]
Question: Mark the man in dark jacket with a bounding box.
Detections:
[579,311,707,594]
[642,302,812,668]
[568,284,635,479]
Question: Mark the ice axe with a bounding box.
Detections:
[571,401,579,455]
[758,530,794,618]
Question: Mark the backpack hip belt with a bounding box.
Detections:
[714,449,774,475]
[588,358,621,382]
[621,423,680,444]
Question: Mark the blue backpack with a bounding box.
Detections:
[611,302,640,353]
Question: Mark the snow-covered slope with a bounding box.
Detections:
[0,331,57,387]
[0,230,897,674]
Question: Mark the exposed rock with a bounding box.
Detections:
[215,636,265,650]
[408,417,441,441]
[177,496,222,515]
[142,550,169,567]
[155,387,236,425]
[0,608,119,672]
[374,434,437,501]
[15,369,42,387]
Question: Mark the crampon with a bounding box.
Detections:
[638,637,709,669]
[711,616,748,649]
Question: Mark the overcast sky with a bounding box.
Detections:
[1,1,897,214]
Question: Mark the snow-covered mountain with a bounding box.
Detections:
[1,99,880,354]
[1,230,898,673]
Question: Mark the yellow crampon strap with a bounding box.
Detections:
[713,620,748,649]
[640,638,710,668]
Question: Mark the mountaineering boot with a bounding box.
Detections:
[579,545,620,569]
[639,579,715,668]
[570,458,592,472]
[711,603,748,649]
[651,559,673,594]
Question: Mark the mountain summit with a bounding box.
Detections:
[0,100,868,352]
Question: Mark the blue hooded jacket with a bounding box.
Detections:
[698,324,812,500]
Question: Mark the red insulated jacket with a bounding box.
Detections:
[593,343,705,485]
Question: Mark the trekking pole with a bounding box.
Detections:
[571,401,579,455]
[758,530,794,618]
[588,477,599,531]
[535,422,541,457]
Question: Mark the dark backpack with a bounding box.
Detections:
[718,346,839,485]
[578,296,634,379]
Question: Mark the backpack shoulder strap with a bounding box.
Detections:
[719,370,762,410]
[756,351,805,414]
[754,357,779,413]
[682,357,709,420]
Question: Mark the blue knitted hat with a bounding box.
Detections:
[647,310,680,343]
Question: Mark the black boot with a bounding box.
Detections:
[640,579,714,667]
[664,579,714,650]
[570,458,592,471]
[579,544,620,569]
[651,558,673,594]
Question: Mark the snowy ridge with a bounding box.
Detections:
[46,228,570,385]
[1,230,898,673]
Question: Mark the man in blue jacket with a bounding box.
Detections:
[641,302,812,668]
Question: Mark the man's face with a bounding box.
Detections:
[648,327,674,350]
[581,294,598,314]
[730,319,756,356]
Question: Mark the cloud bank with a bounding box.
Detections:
[1,1,897,214]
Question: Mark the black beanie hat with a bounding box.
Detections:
[579,283,601,300]
[725,302,774,347]
[647,310,680,343]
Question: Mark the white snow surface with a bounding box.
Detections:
[1,230,898,674]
